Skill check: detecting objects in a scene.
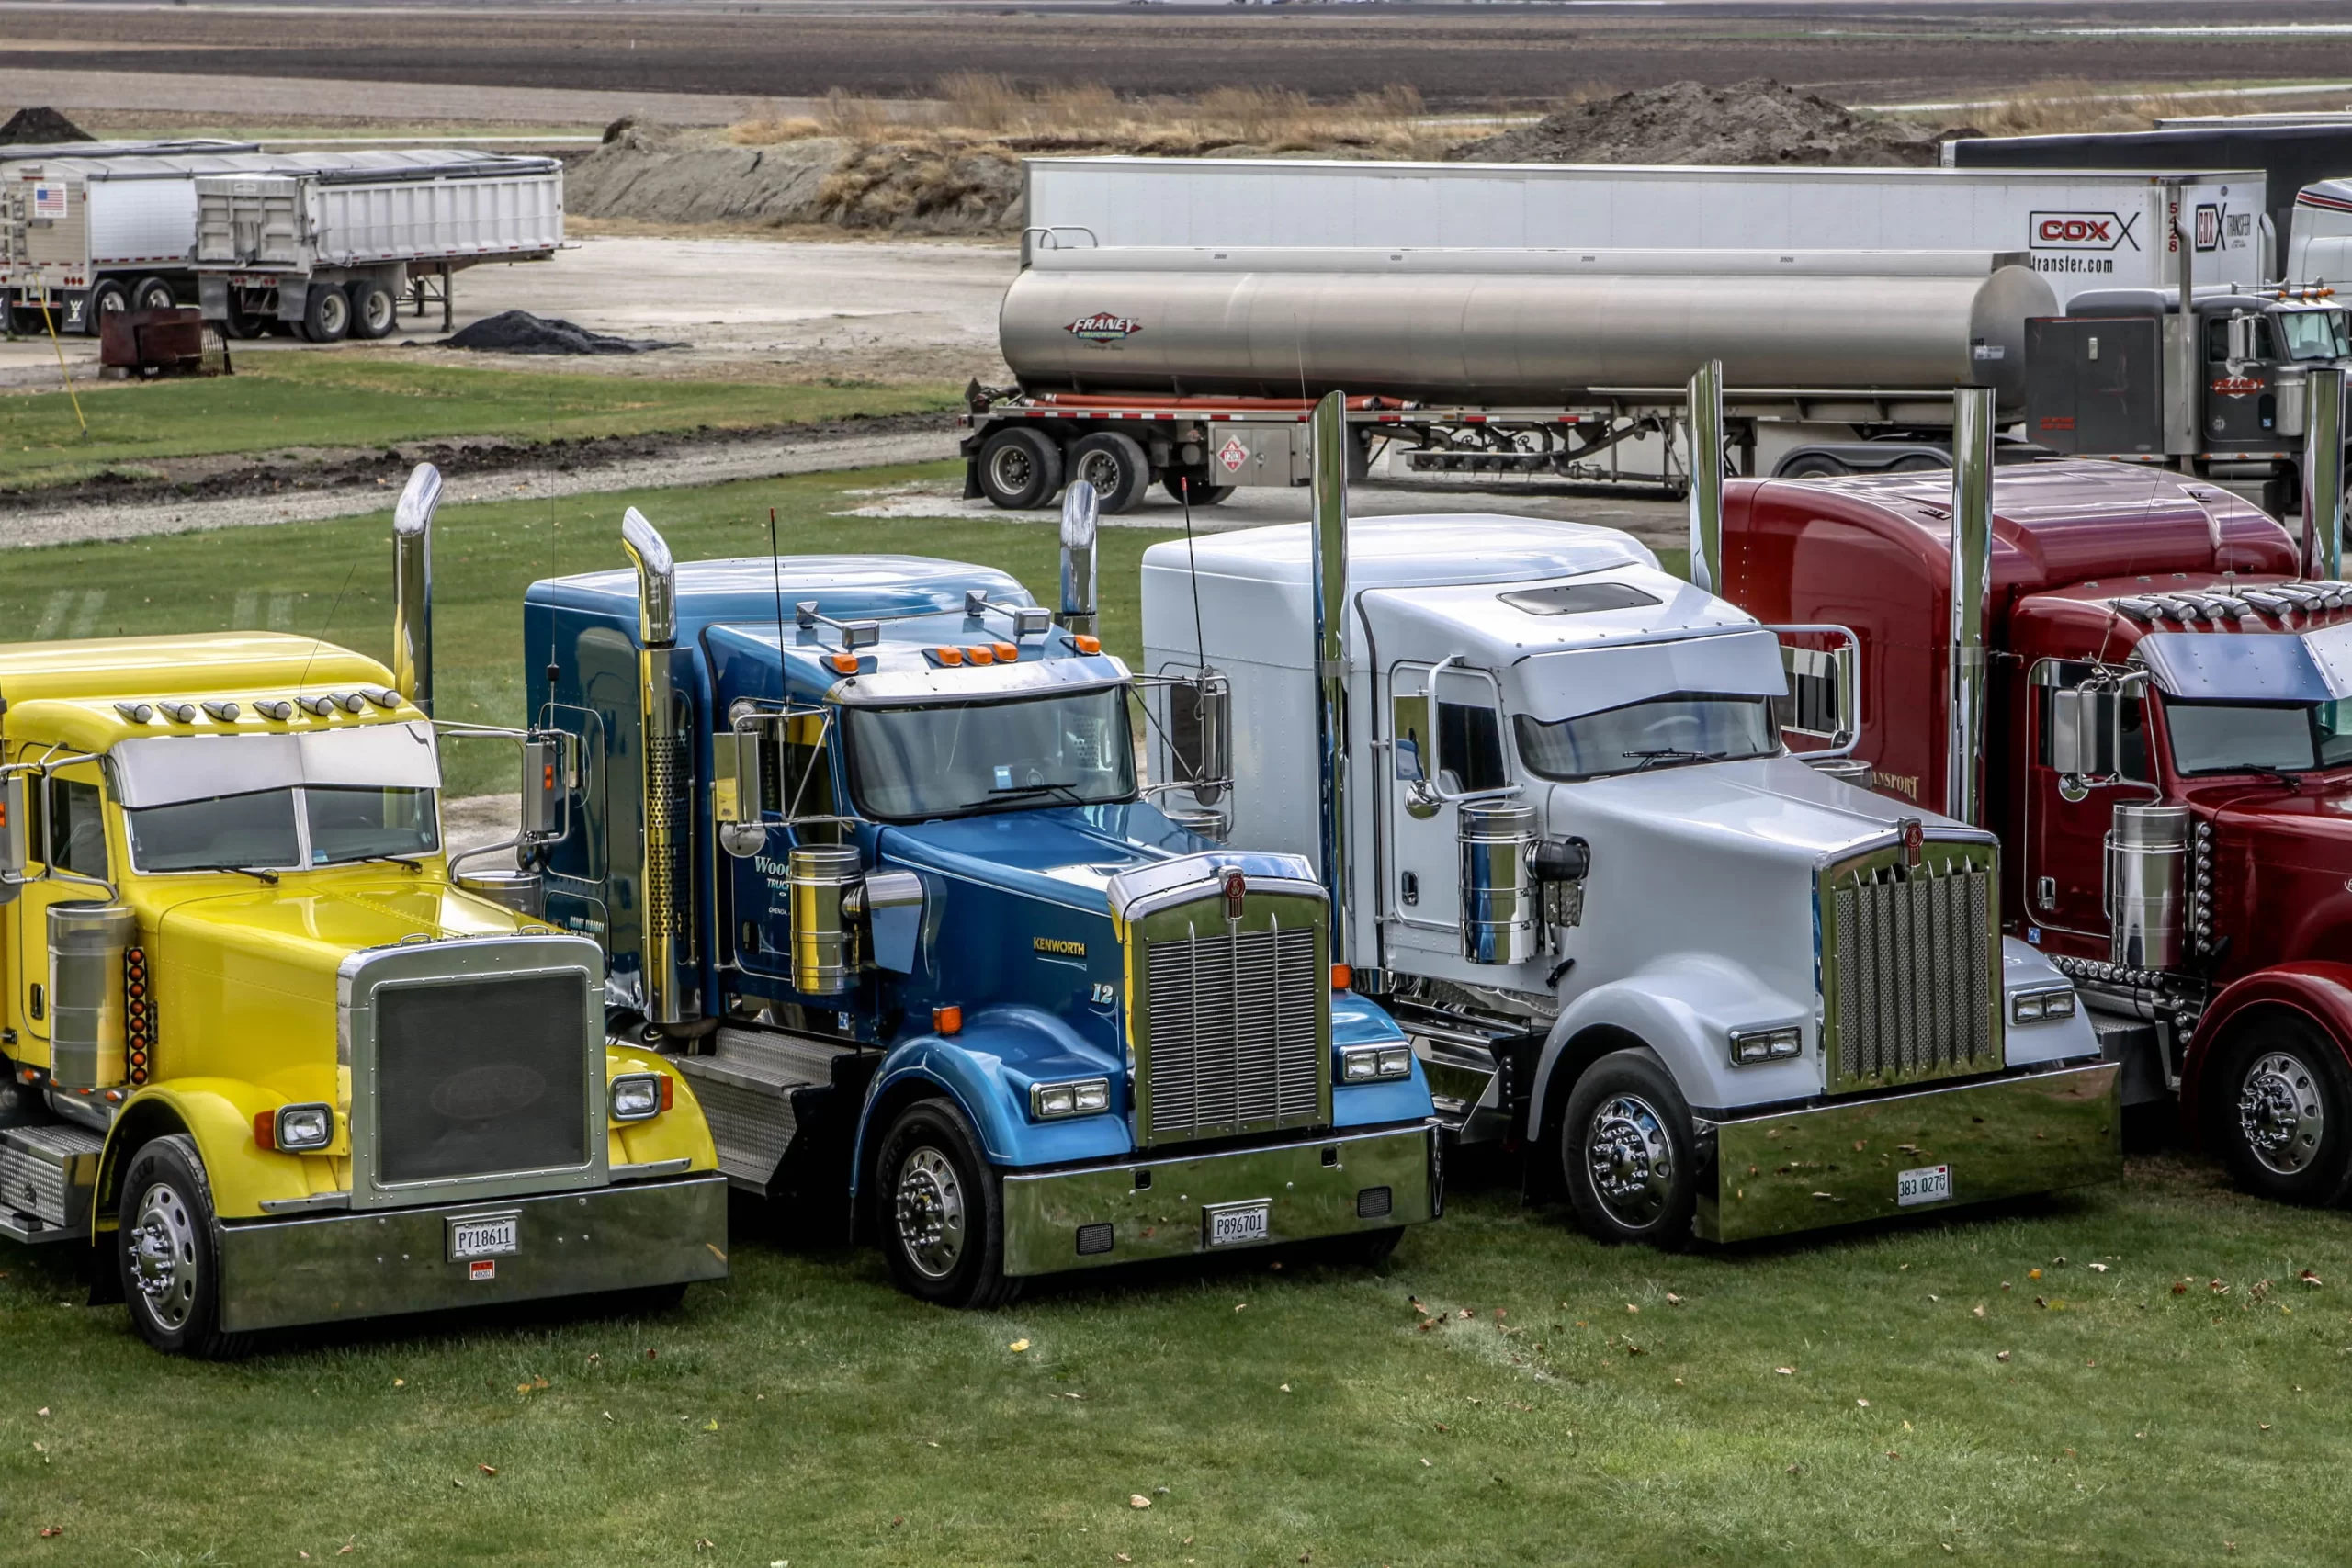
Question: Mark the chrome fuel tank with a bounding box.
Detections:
[1001,249,2055,408]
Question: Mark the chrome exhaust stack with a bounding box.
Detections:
[1057,479,1100,637]
[1946,386,1996,827]
[391,462,442,716]
[1685,360,1726,594]
[2302,364,2346,581]
[621,507,688,1027]
[1309,390,1353,965]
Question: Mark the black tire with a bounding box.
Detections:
[117,1134,251,1359]
[1886,453,1947,473]
[130,275,177,313]
[873,1099,1018,1310]
[1162,472,1235,507]
[301,284,352,344]
[1067,431,1151,514]
[85,278,130,336]
[976,426,1064,510]
[2213,1013,2352,1206]
[1559,1047,1699,1247]
[1312,1226,1405,1269]
[220,294,264,341]
[604,1281,690,1316]
[1779,455,1849,479]
[346,279,398,340]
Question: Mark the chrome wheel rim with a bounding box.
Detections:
[317,293,348,335]
[127,1180,201,1332]
[894,1145,967,1280]
[2239,1050,2325,1176]
[1586,1092,1674,1229]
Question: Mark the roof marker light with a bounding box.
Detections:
[200,700,241,722]
[114,702,153,724]
[932,646,965,667]
[1072,634,1102,655]
[299,695,337,717]
[826,652,861,676]
[155,700,198,724]
[992,641,1020,663]
[254,699,295,721]
[965,646,996,666]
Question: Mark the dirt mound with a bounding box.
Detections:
[1451,79,1948,167]
[816,141,1023,235]
[565,123,852,227]
[0,107,93,145]
[445,310,683,355]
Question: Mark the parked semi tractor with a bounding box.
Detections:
[1721,367,2352,1205]
[517,501,1437,1307]
[2,149,559,339]
[1134,387,2119,1247]
[0,467,726,1357]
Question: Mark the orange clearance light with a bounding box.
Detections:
[933,1005,964,1036]
[965,645,996,666]
[933,646,965,667]
[992,641,1019,663]
[1331,963,1352,992]
[828,652,861,675]
[1073,635,1102,655]
[252,1111,277,1151]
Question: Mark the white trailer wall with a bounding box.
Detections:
[1024,158,2266,305]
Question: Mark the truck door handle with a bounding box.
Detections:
[28,983,42,1021]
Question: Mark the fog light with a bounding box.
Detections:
[1729,1025,1803,1066]
[1031,1077,1110,1120]
[1341,1044,1413,1082]
[609,1072,666,1122]
[274,1102,334,1151]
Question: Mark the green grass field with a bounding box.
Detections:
[4,460,2348,1565]
[3,1160,2348,1566]
[0,357,956,491]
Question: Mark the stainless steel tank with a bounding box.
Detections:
[2107,803,2189,971]
[49,903,136,1091]
[1458,802,1539,967]
[790,845,864,997]
[1001,248,2056,409]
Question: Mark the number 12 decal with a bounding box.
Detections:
[1090,982,1117,1006]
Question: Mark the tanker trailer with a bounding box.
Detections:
[960,245,2060,512]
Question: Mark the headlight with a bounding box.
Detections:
[1729,1026,1804,1066]
[1340,1043,1413,1083]
[2010,986,2077,1025]
[274,1102,334,1151]
[609,1072,669,1122]
[1030,1077,1111,1120]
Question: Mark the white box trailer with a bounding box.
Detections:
[1022,157,2266,307]
[193,150,562,341]
[3,151,282,333]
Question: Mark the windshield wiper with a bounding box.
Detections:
[2236,763,2304,789]
[349,852,425,872]
[177,863,280,884]
[1622,749,1728,773]
[965,780,1091,809]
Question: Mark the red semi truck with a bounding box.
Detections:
[1720,447,2352,1204]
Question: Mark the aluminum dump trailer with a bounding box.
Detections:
[193,150,562,341]
[3,151,283,333]
[1001,244,2054,406]
[1021,157,2265,307]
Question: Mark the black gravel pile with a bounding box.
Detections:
[445,310,683,355]
[0,107,94,144]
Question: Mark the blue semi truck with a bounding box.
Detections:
[503,498,1437,1306]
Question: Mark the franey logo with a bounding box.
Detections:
[1067,311,1142,344]
[2030,211,2140,253]
[1034,936,1087,958]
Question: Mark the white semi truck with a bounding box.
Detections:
[1133,385,2120,1246]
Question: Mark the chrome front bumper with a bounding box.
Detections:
[214,1173,729,1333]
[1696,1061,2120,1244]
[998,1122,1438,1279]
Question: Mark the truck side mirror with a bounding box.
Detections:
[719,726,765,829]
[2051,685,2122,778]
[1768,625,1863,755]
[1167,670,1230,807]
[520,737,569,840]
[2227,311,2256,367]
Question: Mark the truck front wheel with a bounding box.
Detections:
[117,1134,250,1359]
[875,1100,1019,1310]
[1560,1048,1697,1248]
[977,426,1064,510]
[2216,1015,2352,1206]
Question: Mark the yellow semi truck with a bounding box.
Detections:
[0,467,726,1356]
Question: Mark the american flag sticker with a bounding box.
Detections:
[32,185,66,219]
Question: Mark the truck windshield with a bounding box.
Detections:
[125,785,440,873]
[843,688,1136,821]
[2278,309,2352,362]
[1512,693,1781,781]
[2165,699,2352,776]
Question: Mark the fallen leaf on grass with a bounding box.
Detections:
[2174,1280,2190,1295]
[478,1465,498,1477]
[1997,1350,2012,1363]
[1116,1555,1133,1563]
[2211,1280,2231,1296]
[1129,1495,1152,1510]
[38,1526,63,1539]
[2260,1424,2273,1432]
[2030,1269,2042,1281]
[1856,1398,1870,1407]
[337,1541,356,1556]
[1972,1304,1986,1319]
[392,1379,405,1389]
[1886,1450,1902,1461]
[1774,1367,1794,1376]
[1009,1339,1030,1353]
[694,1539,715,1552]
[1279,1384,1291,1393]
[2301,1269,2324,1287]
[1666,1293,1683,1307]
[34,1408,47,1418]
[704,1420,719,1432]
[2089,1263,2109,1273]
[1419,1458,1431,1468]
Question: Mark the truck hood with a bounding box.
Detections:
[874,802,1201,916]
[2188,777,2352,964]
[1565,753,1951,864]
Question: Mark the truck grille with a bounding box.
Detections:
[1824,851,2001,1092]
[375,972,591,1186]
[1139,924,1326,1145]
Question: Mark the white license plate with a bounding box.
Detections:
[1896,1165,1953,1207]
[447,1213,520,1261]
[1204,1201,1271,1248]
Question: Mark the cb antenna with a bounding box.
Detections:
[767,505,788,656]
